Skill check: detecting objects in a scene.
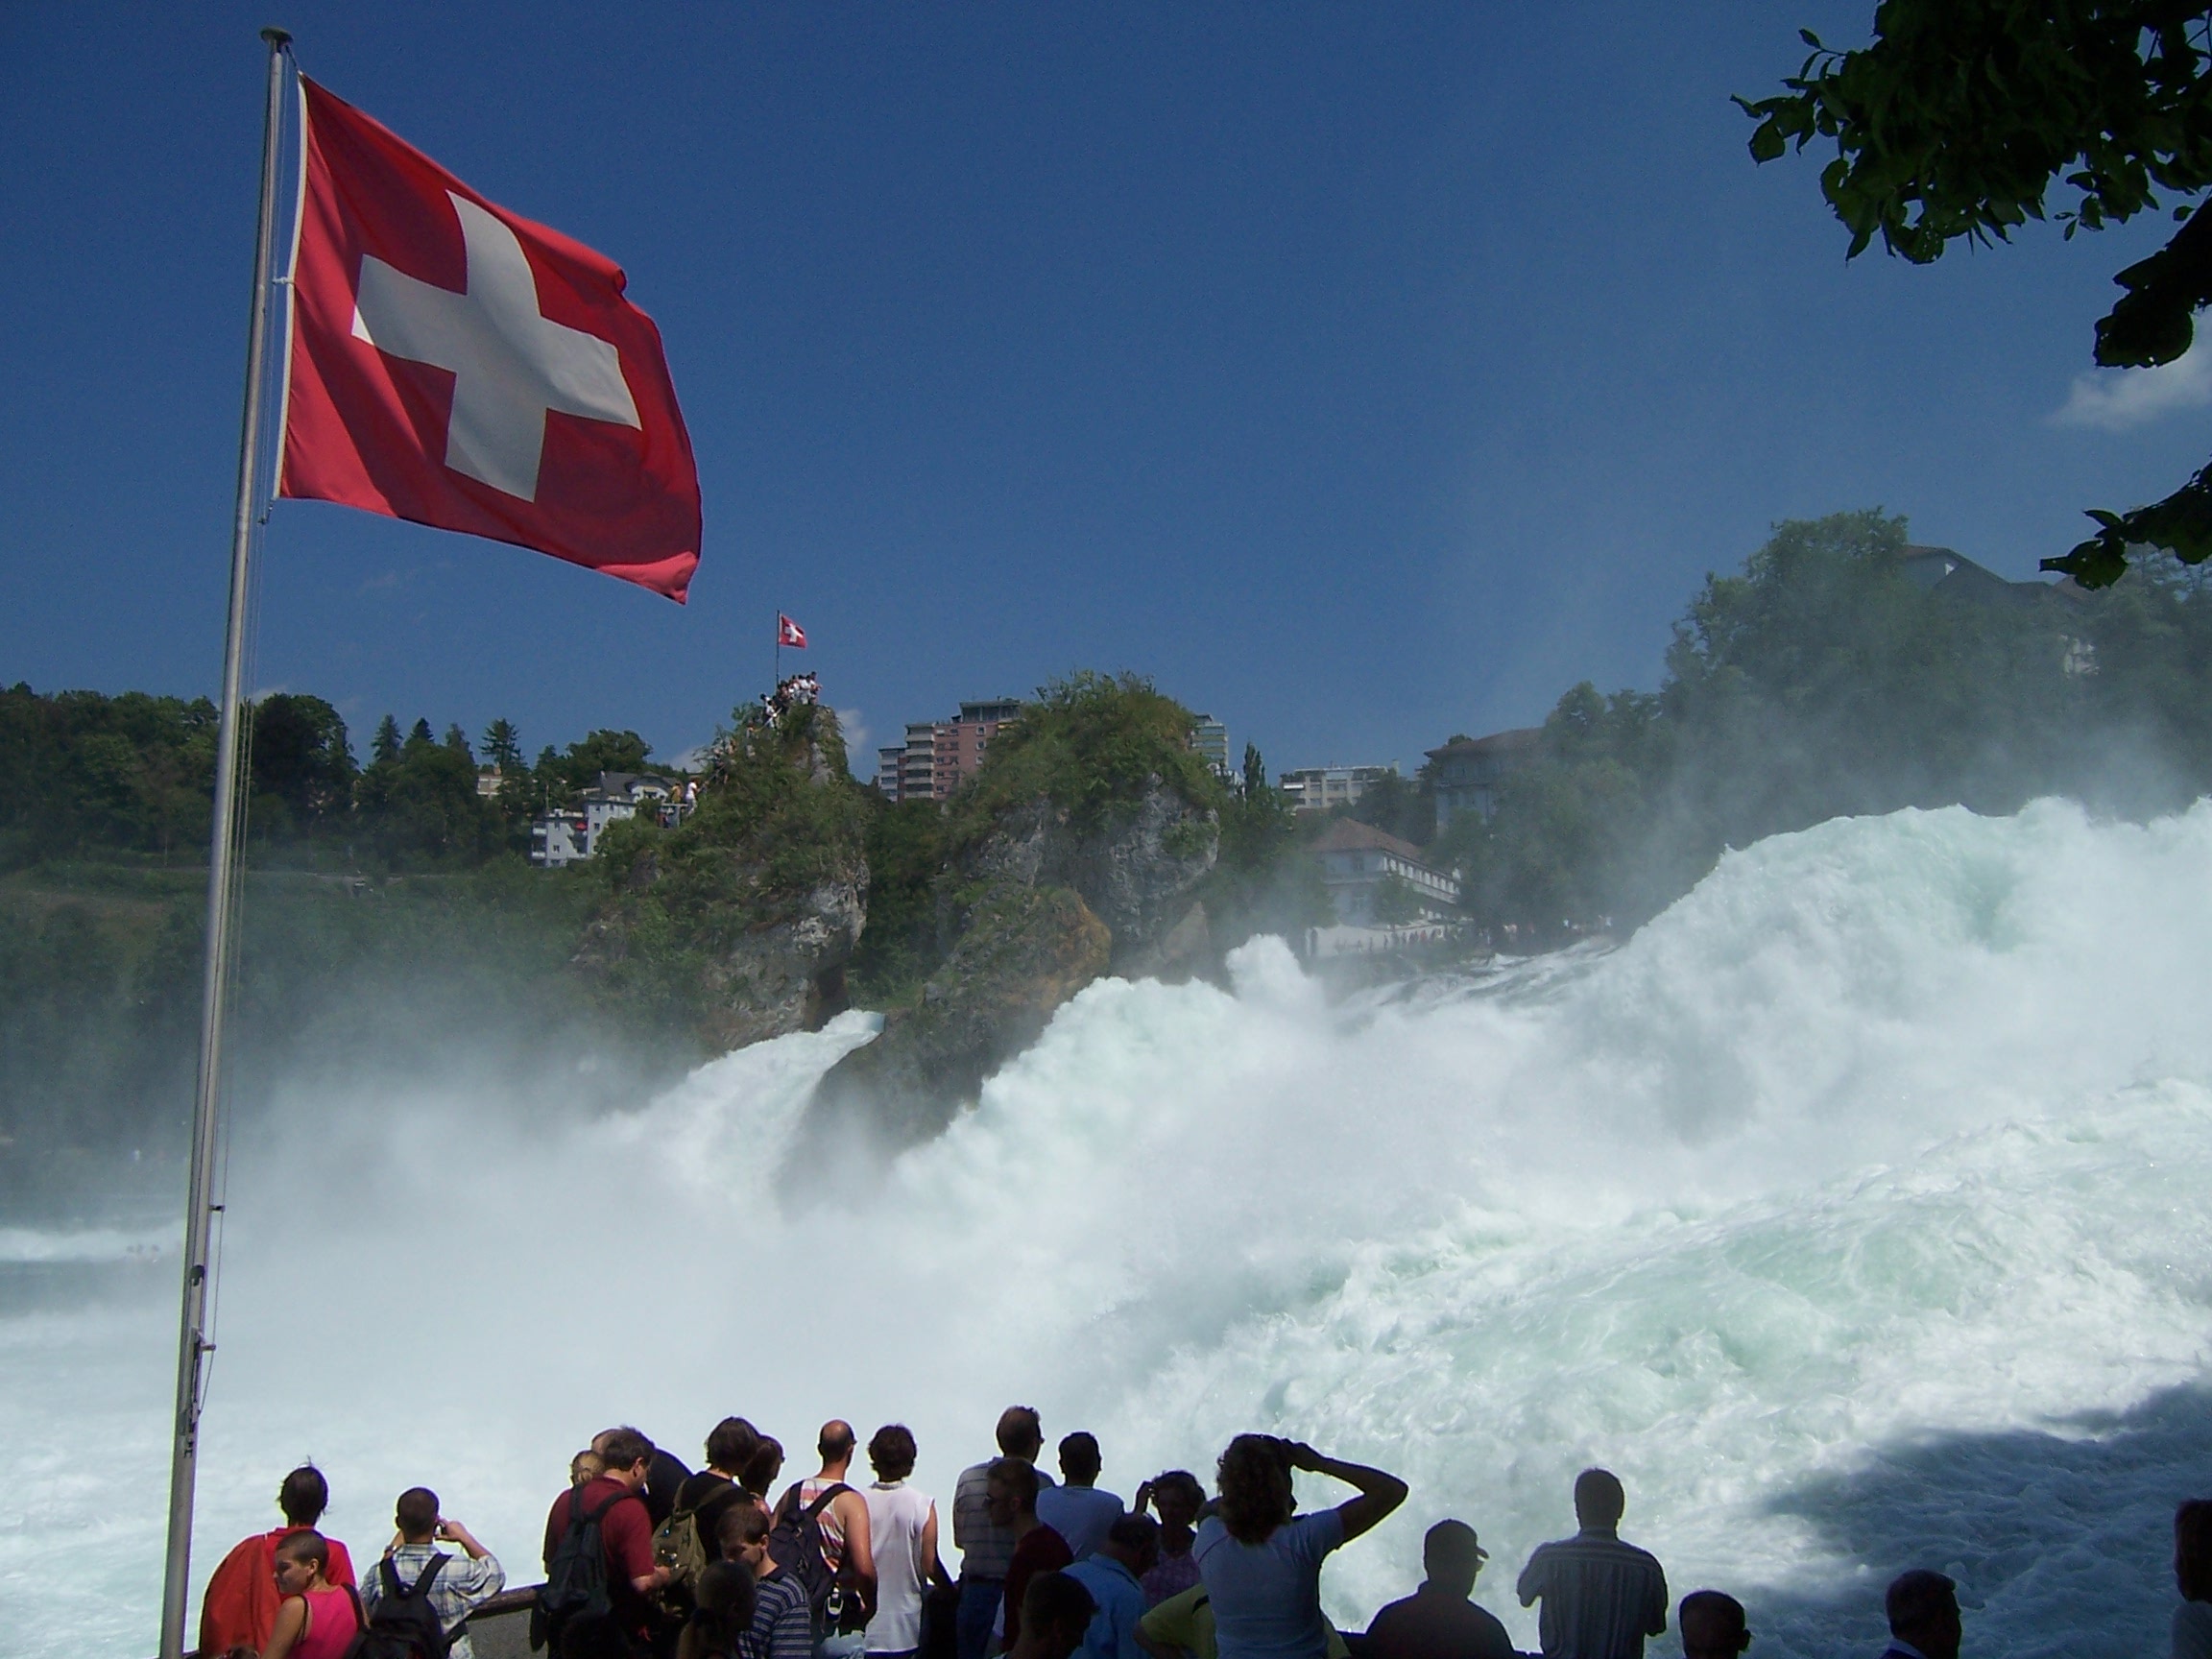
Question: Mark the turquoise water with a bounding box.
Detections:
[5,800,2210,1656]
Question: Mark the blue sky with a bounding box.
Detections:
[5,3,2209,778]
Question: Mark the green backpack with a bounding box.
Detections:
[650,1478,727,1614]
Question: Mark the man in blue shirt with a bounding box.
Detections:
[1040,1434,1127,1562]
[1068,1517,1161,1659]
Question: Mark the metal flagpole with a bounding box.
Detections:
[157,27,293,1659]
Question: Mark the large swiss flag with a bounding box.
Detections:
[279,78,702,603]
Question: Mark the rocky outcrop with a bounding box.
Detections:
[574,860,867,1050]
[801,883,1111,1158]
[956,777,1217,970]
[798,777,1217,1165]
[694,878,866,1050]
[573,707,872,1049]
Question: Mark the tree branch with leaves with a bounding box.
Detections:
[1738,0,2212,583]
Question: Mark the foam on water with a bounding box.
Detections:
[5,800,2212,1657]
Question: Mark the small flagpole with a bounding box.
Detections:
[775,611,781,685]
[157,27,292,1659]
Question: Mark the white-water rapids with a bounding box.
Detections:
[5,799,2212,1657]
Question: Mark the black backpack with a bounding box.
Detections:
[538,1485,645,1647]
[767,1482,861,1635]
[345,1555,450,1659]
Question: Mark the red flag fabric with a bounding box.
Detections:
[279,78,702,602]
[778,613,806,647]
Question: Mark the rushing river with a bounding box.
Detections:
[5,800,2211,1657]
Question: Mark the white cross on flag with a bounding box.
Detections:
[280,79,701,601]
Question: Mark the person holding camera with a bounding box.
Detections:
[360,1486,506,1659]
[1191,1438,1407,1659]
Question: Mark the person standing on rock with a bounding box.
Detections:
[953,1408,1058,1659]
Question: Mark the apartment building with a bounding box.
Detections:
[1278,762,1397,813]
[876,698,1022,802]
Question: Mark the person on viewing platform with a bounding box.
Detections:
[545,1426,679,1655]
[259,1529,362,1659]
[778,1419,880,1656]
[597,1424,695,1528]
[746,1437,788,1508]
[679,1417,766,1568]
[1515,1469,1667,1659]
[1878,1571,1960,1659]
[1040,1433,1127,1561]
[1066,1515,1162,1659]
[357,1486,506,1659]
[2176,1500,2212,1659]
[953,1407,1058,1659]
[574,1451,609,1489]
[998,1457,1075,1652]
[1361,1520,1513,1659]
[1009,1573,1100,1659]
[199,1464,359,1658]
[865,1423,954,1659]
[680,1559,762,1659]
[1134,1473,1207,1604]
[1192,1435,1407,1659]
[1675,1592,1749,1659]
[722,1502,813,1659]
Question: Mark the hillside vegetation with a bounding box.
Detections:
[1353,512,2212,938]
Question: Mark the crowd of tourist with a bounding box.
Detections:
[195,1409,2212,1659]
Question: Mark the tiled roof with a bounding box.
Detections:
[1309,817,1426,861]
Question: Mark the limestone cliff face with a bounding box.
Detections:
[573,707,871,1049]
[801,883,1111,1155]
[800,775,1217,1163]
[957,776,1217,970]
[692,875,867,1050]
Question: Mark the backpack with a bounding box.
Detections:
[649,1478,725,1615]
[345,1555,450,1659]
[537,1485,644,1647]
[767,1482,862,1635]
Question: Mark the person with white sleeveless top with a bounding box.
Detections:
[863,1424,951,1659]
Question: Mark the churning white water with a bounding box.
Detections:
[6,799,2212,1658]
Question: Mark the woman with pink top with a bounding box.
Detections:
[259,1530,362,1659]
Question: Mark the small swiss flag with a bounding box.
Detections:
[778,613,807,648]
[279,79,702,602]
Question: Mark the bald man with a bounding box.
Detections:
[780,1419,879,1657]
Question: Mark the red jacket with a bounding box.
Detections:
[197,1528,357,1656]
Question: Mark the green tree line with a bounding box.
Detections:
[0,682,667,872]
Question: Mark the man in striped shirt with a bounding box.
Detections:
[1514,1470,1668,1659]
[727,1502,816,1659]
[953,1407,1058,1659]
